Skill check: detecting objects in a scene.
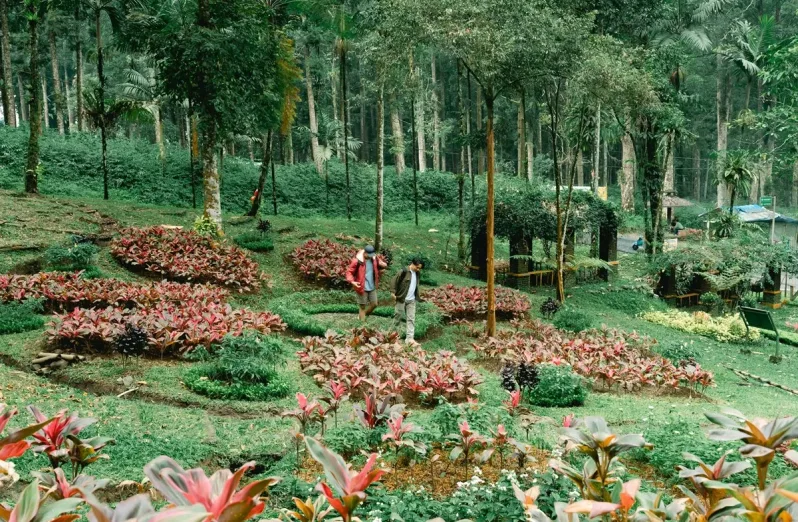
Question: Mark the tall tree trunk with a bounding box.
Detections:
[74,3,83,131]
[389,95,405,174]
[414,65,426,172]
[643,120,665,256]
[271,143,278,215]
[25,1,41,194]
[331,53,341,160]
[693,144,701,201]
[248,130,273,216]
[431,55,440,171]
[411,98,419,226]
[360,68,368,162]
[41,77,49,130]
[576,149,583,186]
[17,74,27,121]
[517,89,526,178]
[304,46,322,175]
[592,103,600,193]
[456,60,466,261]
[717,54,730,209]
[792,157,798,208]
[154,105,165,167]
[375,84,384,251]
[465,68,473,195]
[476,84,484,175]
[248,139,254,162]
[95,10,109,199]
[620,124,635,211]
[64,63,73,128]
[440,75,446,172]
[0,0,15,127]
[285,129,294,164]
[602,138,607,187]
[190,112,199,208]
[201,121,222,228]
[340,43,351,220]
[49,29,64,134]
[664,132,675,192]
[485,93,496,337]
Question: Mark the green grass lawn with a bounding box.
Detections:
[2,189,798,502]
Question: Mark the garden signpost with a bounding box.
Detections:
[739,306,782,363]
[760,195,775,243]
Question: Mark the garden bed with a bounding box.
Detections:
[268,290,442,339]
[426,284,531,320]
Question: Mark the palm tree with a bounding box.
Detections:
[717,16,774,110]
[120,55,165,165]
[718,149,754,213]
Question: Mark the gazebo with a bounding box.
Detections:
[662,193,694,225]
[468,185,619,290]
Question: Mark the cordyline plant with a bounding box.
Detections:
[33,468,110,500]
[321,381,349,429]
[504,390,523,416]
[487,425,512,470]
[550,416,650,502]
[28,407,112,475]
[0,479,84,522]
[284,496,330,522]
[80,488,211,522]
[305,437,386,522]
[353,391,405,430]
[144,456,280,522]
[283,393,320,435]
[0,404,54,487]
[677,451,751,512]
[382,413,426,478]
[447,421,489,476]
[705,408,798,490]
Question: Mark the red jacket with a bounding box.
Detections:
[345,250,385,294]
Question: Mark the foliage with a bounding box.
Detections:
[426,284,531,320]
[0,273,228,312]
[268,291,441,338]
[47,302,285,357]
[233,232,274,253]
[539,298,561,318]
[657,340,699,364]
[183,333,292,401]
[699,291,723,308]
[552,309,593,333]
[192,215,221,238]
[474,319,714,393]
[0,300,44,335]
[642,309,758,343]
[144,456,280,522]
[304,437,385,522]
[0,404,54,488]
[323,425,371,460]
[43,243,99,272]
[298,329,482,403]
[111,227,264,292]
[289,239,355,288]
[527,364,588,408]
[114,323,148,360]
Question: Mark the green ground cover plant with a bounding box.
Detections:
[0,300,45,335]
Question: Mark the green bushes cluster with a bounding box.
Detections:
[233,232,275,252]
[44,242,99,272]
[0,300,45,335]
[0,126,473,219]
[527,363,587,407]
[552,308,593,333]
[183,332,292,401]
[268,290,442,338]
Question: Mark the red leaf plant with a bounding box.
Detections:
[473,319,714,394]
[504,390,523,416]
[282,393,320,434]
[110,227,264,292]
[289,239,355,288]
[143,456,280,522]
[426,284,531,320]
[298,329,482,403]
[28,407,99,469]
[320,381,350,429]
[304,437,386,522]
[0,404,53,463]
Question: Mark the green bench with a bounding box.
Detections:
[739,306,783,364]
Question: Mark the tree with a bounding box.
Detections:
[47,7,65,134]
[718,149,753,212]
[410,0,590,334]
[126,0,280,233]
[120,55,165,165]
[1,0,16,127]
[24,0,44,194]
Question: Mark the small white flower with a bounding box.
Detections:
[673,431,680,435]
[474,466,483,475]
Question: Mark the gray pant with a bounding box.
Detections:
[394,300,417,342]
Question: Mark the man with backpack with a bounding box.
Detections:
[391,257,425,345]
[345,244,387,321]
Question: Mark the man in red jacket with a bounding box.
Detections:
[346,244,387,321]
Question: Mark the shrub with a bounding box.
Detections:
[0,299,45,335]
[289,239,355,288]
[0,272,227,312]
[47,302,285,357]
[658,340,699,364]
[43,242,99,272]
[641,309,757,343]
[552,308,592,332]
[183,365,291,401]
[233,232,274,252]
[426,284,531,320]
[193,214,221,237]
[268,290,442,339]
[740,293,759,308]
[110,226,263,292]
[539,298,560,318]
[297,328,482,402]
[323,424,372,458]
[528,363,587,407]
[473,320,714,394]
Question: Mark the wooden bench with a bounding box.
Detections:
[663,293,699,307]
